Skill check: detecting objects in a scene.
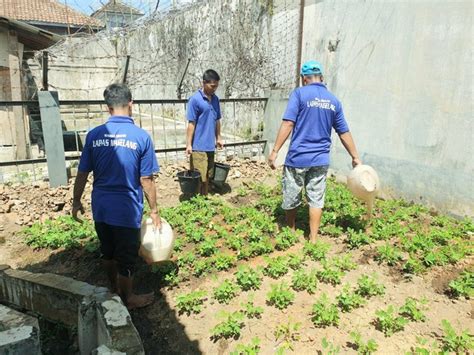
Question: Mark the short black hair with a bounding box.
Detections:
[203,69,220,82]
[103,83,132,108]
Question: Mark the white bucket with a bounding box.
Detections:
[139,218,175,264]
[347,164,380,216]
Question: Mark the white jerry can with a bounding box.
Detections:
[347,164,380,217]
[139,218,175,264]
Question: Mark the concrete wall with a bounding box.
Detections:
[301,0,473,217]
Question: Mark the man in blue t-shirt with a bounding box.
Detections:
[186,69,223,195]
[268,60,361,243]
[72,83,160,309]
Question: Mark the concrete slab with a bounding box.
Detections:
[0,304,40,355]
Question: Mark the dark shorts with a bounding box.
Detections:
[95,222,141,277]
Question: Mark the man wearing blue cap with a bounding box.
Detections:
[268,60,361,243]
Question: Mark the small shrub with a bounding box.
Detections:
[198,237,218,256]
[291,269,318,294]
[275,227,301,250]
[356,274,385,298]
[213,253,237,271]
[311,293,339,327]
[399,297,428,322]
[287,253,306,270]
[263,256,289,279]
[176,251,196,268]
[346,228,373,249]
[175,290,207,315]
[375,244,403,265]
[448,270,473,299]
[230,337,261,355]
[193,258,214,277]
[350,331,378,355]
[267,282,295,310]
[332,254,357,271]
[211,311,245,340]
[440,319,473,353]
[317,262,344,285]
[242,296,264,319]
[303,240,331,261]
[402,256,424,275]
[235,266,262,291]
[375,305,408,336]
[213,280,241,304]
[336,285,366,312]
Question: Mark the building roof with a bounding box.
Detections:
[92,0,143,17]
[0,0,102,27]
[0,16,61,50]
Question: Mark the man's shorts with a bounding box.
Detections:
[95,222,141,277]
[282,165,329,210]
[190,151,215,182]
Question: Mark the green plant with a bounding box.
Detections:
[249,237,273,256]
[198,237,218,256]
[193,258,214,277]
[317,262,344,285]
[375,305,408,336]
[267,282,295,310]
[448,270,473,299]
[303,240,331,261]
[356,274,385,298]
[350,331,378,354]
[211,311,245,340]
[176,251,196,268]
[375,244,403,265]
[241,296,264,319]
[321,337,341,354]
[235,266,262,291]
[274,321,301,354]
[346,228,373,249]
[175,290,207,315]
[230,337,261,355]
[321,224,344,237]
[440,320,473,353]
[173,237,185,252]
[23,216,96,249]
[291,269,318,294]
[336,285,366,312]
[311,293,339,327]
[399,297,428,322]
[275,227,301,251]
[332,254,357,271]
[287,253,306,270]
[225,234,244,250]
[402,256,424,275]
[213,279,240,304]
[263,256,289,279]
[212,253,237,271]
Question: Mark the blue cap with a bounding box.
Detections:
[300,60,323,76]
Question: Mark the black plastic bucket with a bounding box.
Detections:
[177,170,201,194]
[213,162,231,186]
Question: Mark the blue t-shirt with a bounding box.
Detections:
[78,115,160,229]
[186,89,221,152]
[283,82,349,168]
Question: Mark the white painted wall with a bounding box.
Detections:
[301,0,473,216]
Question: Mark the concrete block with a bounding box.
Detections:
[96,296,144,355]
[92,344,126,355]
[0,304,40,355]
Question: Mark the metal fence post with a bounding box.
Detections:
[38,91,68,187]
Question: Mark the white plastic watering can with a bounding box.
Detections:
[139,218,175,264]
[347,164,380,218]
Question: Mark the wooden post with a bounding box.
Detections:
[42,51,48,91]
[122,55,130,84]
[38,91,68,187]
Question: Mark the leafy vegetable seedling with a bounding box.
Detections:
[263,256,289,279]
[440,319,473,353]
[213,279,241,304]
[399,297,428,322]
[311,293,339,327]
[291,269,318,294]
[230,337,261,355]
[350,331,378,355]
[448,270,473,299]
[235,265,263,291]
[375,305,408,336]
[267,282,295,310]
[336,285,366,312]
[176,290,207,316]
[211,311,245,340]
[356,274,385,298]
[303,240,331,261]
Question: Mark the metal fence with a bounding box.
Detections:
[0,98,268,183]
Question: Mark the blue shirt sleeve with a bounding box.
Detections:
[140,134,159,176]
[282,89,300,122]
[333,100,350,134]
[186,97,199,122]
[78,132,93,172]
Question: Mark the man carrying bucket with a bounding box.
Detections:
[268,60,361,243]
[72,83,160,309]
[186,69,224,195]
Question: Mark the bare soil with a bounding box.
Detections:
[0,159,472,354]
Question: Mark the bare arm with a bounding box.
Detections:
[338,131,362,167]
[216,120,223,149]
[72,171,89,222]
[186,121,195,156]
[267,120,294,169]
[140,176,161,229]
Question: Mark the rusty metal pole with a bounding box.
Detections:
[295,0,305,88]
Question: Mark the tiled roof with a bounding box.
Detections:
[0,0,102,27]
[92,0,143,16]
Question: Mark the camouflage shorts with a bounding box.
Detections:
[281,165,329,210]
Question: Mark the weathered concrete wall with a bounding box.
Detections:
[301,0,473,217]
[0,304,41,355]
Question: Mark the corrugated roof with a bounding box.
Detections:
[0,0,102,27]
[92,0,143,16]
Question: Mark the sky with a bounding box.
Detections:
[57,0,174,15]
